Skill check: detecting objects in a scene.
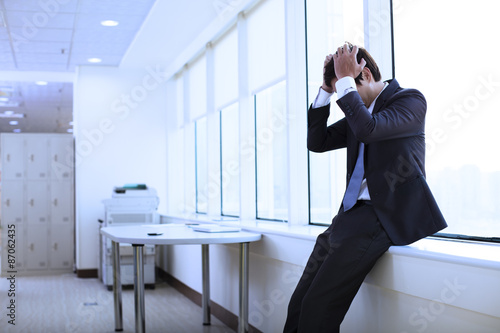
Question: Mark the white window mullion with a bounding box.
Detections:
[206,43,222,216]
[166,76,185,216]
[285,0,309,226]
[237,12,256,221]
[182,65,197,215]
[364,0,393,80]
[184,122,196,215]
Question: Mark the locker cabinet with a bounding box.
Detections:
[1,134,74,276]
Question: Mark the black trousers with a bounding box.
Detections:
[283,201,393,333]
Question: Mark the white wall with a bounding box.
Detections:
[159,225,500,333]
[73,65,168,270]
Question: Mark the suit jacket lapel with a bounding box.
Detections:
[372,79,400,114]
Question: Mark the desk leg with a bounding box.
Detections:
[133,244,145,333]
[112,241,123,331]
[238,242,250,333]
[201,244,211,325]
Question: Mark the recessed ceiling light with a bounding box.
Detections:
[0,111,25,118]
[13,129,21,133]
[35,81,48,86]
[67,128,74,133]
[88,58,102,63]
[69,121,74,126]
[101,20,119,27]
[0,101,19,107]
[9,120,18,125]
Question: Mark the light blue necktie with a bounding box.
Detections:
[343,143,365,212]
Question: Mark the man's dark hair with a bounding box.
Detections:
[324,42,381,88]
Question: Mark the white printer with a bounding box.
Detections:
[100,184,159,289]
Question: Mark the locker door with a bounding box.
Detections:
[50,181,73,224]
[26,225,48,270]
[49,136,74,180]
[26,181,49,225]
[26,135,49,180]
[5,227,26,271]
[1,180,24,224]
[49,224,73,269]
[1,230,25,272]
[1,135,24,180]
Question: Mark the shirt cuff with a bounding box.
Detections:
[335,76,357,99]
[312,86,334,108]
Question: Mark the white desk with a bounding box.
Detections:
[100,224,262,333]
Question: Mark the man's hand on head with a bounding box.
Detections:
[333,43,366,80]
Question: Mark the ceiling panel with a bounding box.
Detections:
[5,11,76,29]
[75,13,146,30]
[0,51,13,62]
[15,63,69,71]
[2,0,79,12]
[70,41,128,55]
[0,39,11,52]
[8,27,74,42]
[0,28,9,40]
[0,0,157,134]
[16,52,69,63]
[78,0,155,15]
[15,41,71,54]
[0,63,16,70]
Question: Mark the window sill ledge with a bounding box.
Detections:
[162,214,500,270]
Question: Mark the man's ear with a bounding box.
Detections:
[361,67,372,82]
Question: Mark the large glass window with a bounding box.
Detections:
[246,0,288,222]
[306,0,365,224]
[255,81,288,221]
[195,117,208,213]
[393,0,500,240]
[220,103,240,216]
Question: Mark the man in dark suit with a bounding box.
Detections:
[283,42,447,333]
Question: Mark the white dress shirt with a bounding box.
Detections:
[312,77,387,201]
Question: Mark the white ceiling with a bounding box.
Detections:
[0,0,157,133]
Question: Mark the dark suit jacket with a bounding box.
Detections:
[307,79,447,245]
